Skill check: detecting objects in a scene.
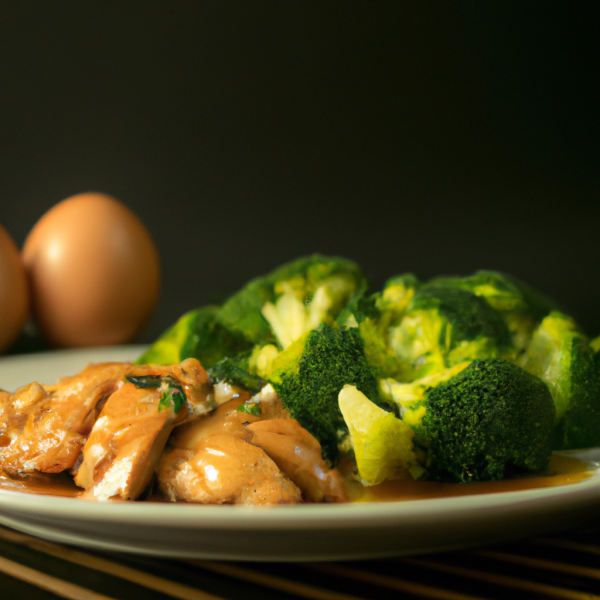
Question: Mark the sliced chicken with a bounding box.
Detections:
[75,358,212,501]
[0,363,128,475]
[168,397,258,451]
[74,382,181,500]
[156,433,302,505]
[247,419,347,503]
[167,385,347,503]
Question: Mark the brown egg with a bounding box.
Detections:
[0,222,29,353]
[23,193,160,348]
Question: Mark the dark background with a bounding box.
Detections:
[1,2,599,344]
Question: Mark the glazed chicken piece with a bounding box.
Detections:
[74,381,183,500]
[168,397,258,450]
[246,419,347,503]
[0,363,129,475]
[165,391,347,503]
[159,398,301,505]
[156,433,302,505]
[74,358,213,500]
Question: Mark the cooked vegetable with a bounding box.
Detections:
[136,306,252,367]
[380,361,472,428]
[338,384,424,485]
[382,358,555,482]
[133,258,598,490]
[219,254,366,349]
[431,271,556,353]
[520,311,600,450]
[376,273,420,330]
[388,283,513,381]
[337,282,404,380]
[266,322,381,462]
[138,255,366,371]
[208,355,265,395]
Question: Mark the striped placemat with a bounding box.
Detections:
[1,525,599,600]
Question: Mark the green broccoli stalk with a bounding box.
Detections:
[338,384,424,485]
[218,255,366,349]
[266,321,381,463]
[381,358,555,483]
[136,306,252,367]
[520,311,600,450]
[388,284,514,381]
[431,271,556,353]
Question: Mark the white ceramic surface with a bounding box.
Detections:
[0,348,599,561]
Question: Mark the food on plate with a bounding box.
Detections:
[339,384,422,485]
[136,255,365,366]
[143,256,599,484]
[520,312,600,451]
[380,358,555,483]
[22,192,160,348]
[0,362,130,475]
[0,255,599,504]
[0,222,29,353]
[74,359,214,500]
[253,321,382,463]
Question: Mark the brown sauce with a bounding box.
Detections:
[0,470,81,497]
[0,453,594,503]
[343,454,595,502]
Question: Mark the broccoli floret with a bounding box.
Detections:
[218,255,366,349]
[380,361,473,426]
[425,359,555,482]
[266,322,380,462]
[377,273,420,329]
[336,280,379,328]
[431,271,556,353]
[336,282,404,380]
[388,284,513,380]
[520,311,600,450]
[384,358,555,482]
[247,343,280,379]
[136,306,252,367]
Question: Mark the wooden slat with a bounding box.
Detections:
[307,563,488,600]
[533,537,600,555]
[403,557,600,600]
[0,554,117,600]
[476,549,600,580]
[0,527,225,600]
[193,560,365,600]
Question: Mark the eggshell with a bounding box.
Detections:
[0,223,29,352]
[23,193,160,348]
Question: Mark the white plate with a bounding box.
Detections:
[0,347,599,562]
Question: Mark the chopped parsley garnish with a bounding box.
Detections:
[158,387,186,413]
[237,402,261,416]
